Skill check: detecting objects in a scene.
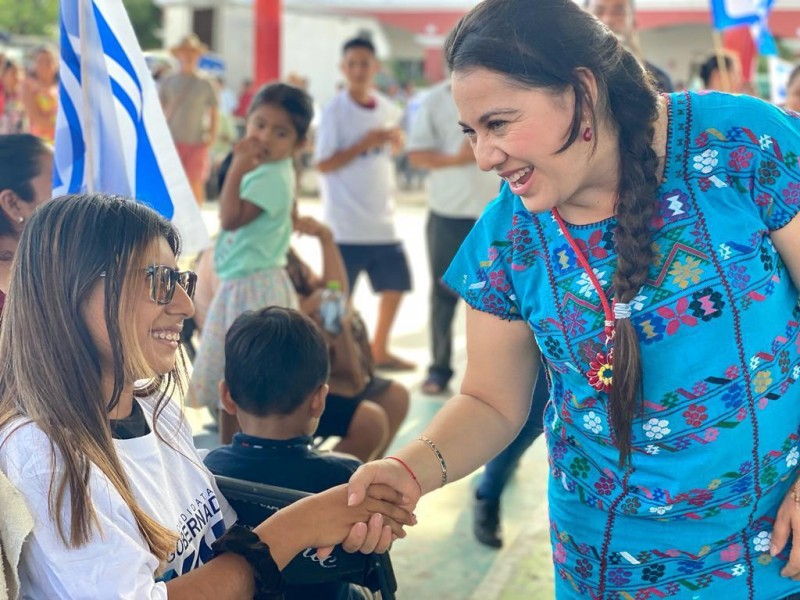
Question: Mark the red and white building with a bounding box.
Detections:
[156,0,800,102]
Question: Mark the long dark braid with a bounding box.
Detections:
[606,51,660,464]
[446,0,661,464]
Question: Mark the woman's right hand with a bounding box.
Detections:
[347,458,422,516]
[260,482,413,566]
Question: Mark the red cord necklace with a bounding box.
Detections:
[551,208,630,392]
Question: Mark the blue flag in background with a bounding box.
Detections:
[710,0,777,57]
[54,0,209,254]
[751,0,778,56]
[710,0,773,29]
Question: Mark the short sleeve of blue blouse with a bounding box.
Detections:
[442,183,527,321]
[689,92,800,231]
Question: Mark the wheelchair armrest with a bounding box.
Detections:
[214,474,397,598]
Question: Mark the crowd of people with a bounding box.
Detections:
[6,0,800,598]
[0,46,58,142]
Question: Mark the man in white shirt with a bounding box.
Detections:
[406,79,500,394]
[584,0,673,92]
[315,37,414,370]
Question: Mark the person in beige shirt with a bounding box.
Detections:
[160,34,218,205]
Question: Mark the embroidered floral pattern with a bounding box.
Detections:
[669,256,704,289]
[783,181,800,206]
[729,146,754,170]
[693,149,719,174]
[587,352,613,392]
[753,370,773,394]
[682,404,708,427]
[577,268,609,298]
[583,411,603,434]
[753,531,771,553]
[787,447,799,468]
[643,418,671,440]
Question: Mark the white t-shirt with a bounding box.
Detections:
[0,396,236,599]
[406,81,501,219]
[314,90,402,244]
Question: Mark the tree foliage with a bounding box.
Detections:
[0,0,59,37]
[123,0,162,50]
[0,0,161,48]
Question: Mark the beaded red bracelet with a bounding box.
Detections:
[386,456,423,494]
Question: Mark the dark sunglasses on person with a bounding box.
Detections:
[99,265,197,305]
[146,265,197,305]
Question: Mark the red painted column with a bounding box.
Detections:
[423,46,445,84]
[254,0,281,86]
[418,27,446,85]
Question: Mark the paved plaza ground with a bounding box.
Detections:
[187,188,555,599]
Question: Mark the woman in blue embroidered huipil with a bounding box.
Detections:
[345,0,800,598]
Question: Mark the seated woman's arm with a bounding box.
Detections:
[3,424,411,599]
[166,484,409,599]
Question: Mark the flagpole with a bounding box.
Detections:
[78,0,96,193]
[711,29,732,92]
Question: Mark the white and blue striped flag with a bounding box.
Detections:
[710,0,777,56]
[54,0,209,254]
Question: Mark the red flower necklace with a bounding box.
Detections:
[551,208,630,393]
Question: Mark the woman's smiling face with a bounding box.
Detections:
[452,67,601,216]
[83,237,195,381]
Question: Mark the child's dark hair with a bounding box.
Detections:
[699,53,735,88]
[247,82,314,141]
[224,306,330,417]
[342,37,375,56]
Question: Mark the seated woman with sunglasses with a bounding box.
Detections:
[0,194,411,599]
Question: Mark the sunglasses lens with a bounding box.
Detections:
[148,266,196,304]
[180,272,197,300]
[151,266,174,304]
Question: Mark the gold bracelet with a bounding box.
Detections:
[419,436,448,487]
[792,482,800,508]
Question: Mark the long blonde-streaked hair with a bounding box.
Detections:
[0,193,188,560]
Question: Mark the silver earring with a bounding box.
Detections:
[17,217,23,224]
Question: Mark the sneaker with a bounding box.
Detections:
[473,496,502,548]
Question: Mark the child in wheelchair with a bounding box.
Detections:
[204,306,372,599]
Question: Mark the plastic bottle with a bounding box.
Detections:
[319,280,345,335]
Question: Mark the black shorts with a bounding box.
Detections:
[316,376,393,437]
[337,243,412,293]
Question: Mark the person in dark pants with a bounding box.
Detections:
[406,79,501,394]
[473,369,548,547]
[424,213,479,391]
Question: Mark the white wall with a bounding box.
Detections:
[160,0,750,103]
[161,4,194,50]
[217,4,253,91]
[382,23,424,61]
[640,24,718,88]
[281,11,389,107]
[162,2,394,105]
